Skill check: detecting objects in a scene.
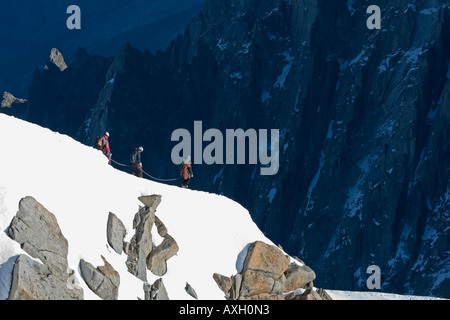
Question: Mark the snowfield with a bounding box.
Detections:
[0,114,280,300]
[0,114,446,300]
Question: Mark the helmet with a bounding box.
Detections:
[105,132,110,137]
[139,146,144,152]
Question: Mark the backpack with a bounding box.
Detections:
[130,151,137,164]
[94,136,103,150]
[179,162,192,179]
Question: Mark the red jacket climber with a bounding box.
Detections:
[101,132,112,163]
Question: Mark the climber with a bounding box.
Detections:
[100,132,112,164]
[179,156,193,188]
[130,146,144,178]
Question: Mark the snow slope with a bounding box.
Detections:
[0,114,446,300]
[0,113,275,300]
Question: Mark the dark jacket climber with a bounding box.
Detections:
[180,156,193,188]
[131,146,144,178]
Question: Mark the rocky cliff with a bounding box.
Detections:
[76,0,450,297]
[7,196,83,300]
[6,0,450,297]
[26,48,113,138]
[0,0,205,97]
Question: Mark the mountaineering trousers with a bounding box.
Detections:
[180,163,192,188]
[132,163,143,178]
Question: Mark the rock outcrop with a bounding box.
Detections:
[6,195,330,300]
[7,196,83,300]
[213,241,325,300]
[79,256,120,300]
[185,282,198,299]
[121,195,179,282]
[8,254,82,300]
[105,194,179,297]
[144,278,169,300]
[284,258,317,293]
[147,234,179,277]
[48,48,68,72]
[6,194,179,300]
[0,92,28,119]
[1,92,27,109]
[284,285,333,301]
[107,212,127,255]
[125,205,155,281]
[138,195,162,209]
[239,241,290,300]
[8,196,69,276]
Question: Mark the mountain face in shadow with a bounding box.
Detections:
[6,0,450,298]
[0,0,205,96]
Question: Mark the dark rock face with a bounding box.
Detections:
[0,0,205,97]
[13,0,450,298]
[78,0,450,297]
[27,48,113,138]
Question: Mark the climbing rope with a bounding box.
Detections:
[110,159,129,167]
[110,158,181,182]
[142,169,181,182]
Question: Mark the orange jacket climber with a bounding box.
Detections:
[180,156,193,188]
